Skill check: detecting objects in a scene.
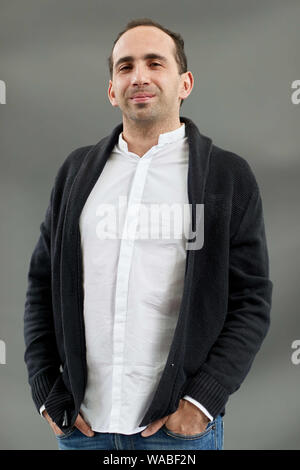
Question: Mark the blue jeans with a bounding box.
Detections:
[56,414,224,450]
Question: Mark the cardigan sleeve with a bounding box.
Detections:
[183,187,273,418]
[23,185,62,414]
[23,146,94,428]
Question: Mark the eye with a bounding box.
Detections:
[119,62,161,71]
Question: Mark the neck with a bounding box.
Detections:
[121,116,182,157]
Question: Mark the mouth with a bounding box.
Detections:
[130,95,155,102]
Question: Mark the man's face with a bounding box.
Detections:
[108,26,187,123]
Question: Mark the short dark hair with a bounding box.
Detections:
[107,18,188,108]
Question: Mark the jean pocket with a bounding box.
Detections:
[161,421,215,440]
[55,426,77,440]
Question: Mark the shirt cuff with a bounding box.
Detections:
[183,395,214,421]
[39,404,46,416]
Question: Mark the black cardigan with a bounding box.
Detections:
[23,116,273,432]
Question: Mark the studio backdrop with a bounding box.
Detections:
[0,0,299,450]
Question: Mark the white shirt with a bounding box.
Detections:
[40,122,213,431]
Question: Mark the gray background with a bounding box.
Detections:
[0,0,299,450]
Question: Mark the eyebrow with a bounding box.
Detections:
[114,53,168,70]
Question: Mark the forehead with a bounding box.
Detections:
[112,26,175,65]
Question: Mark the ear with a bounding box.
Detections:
[108,80,118,108]
[179,71,194,102]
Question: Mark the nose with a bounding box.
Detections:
[131,64,150,86]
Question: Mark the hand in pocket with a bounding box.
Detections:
[42,409,94,437]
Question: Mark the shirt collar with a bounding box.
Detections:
[118,122,186,154]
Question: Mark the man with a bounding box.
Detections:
[24,18,273,450]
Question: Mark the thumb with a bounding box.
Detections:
[74,413,94,437]
[141,416,169,437]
